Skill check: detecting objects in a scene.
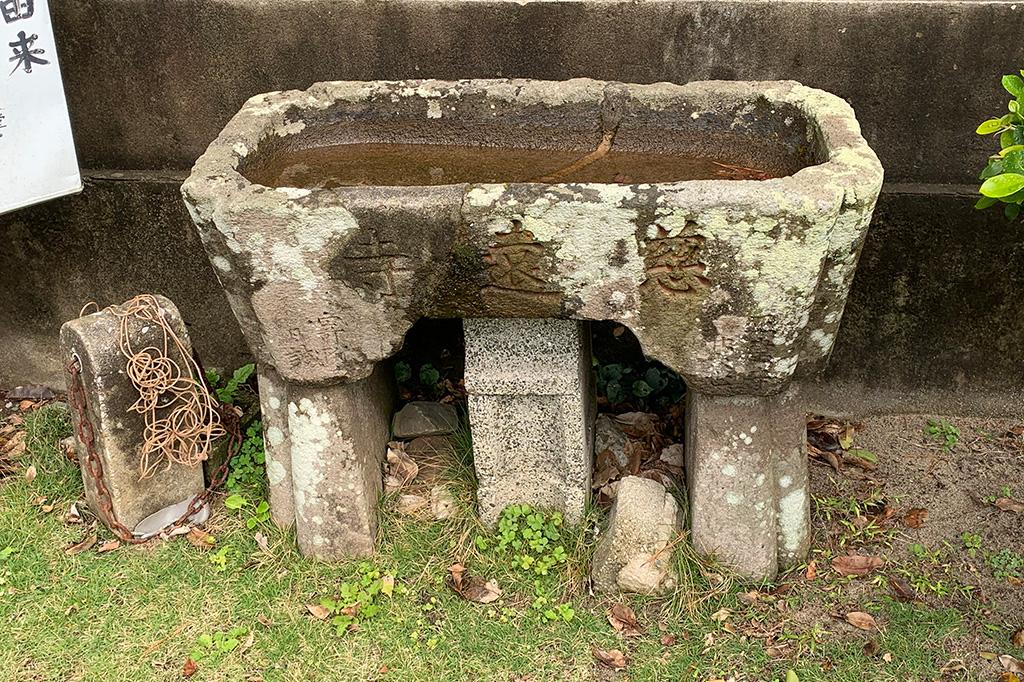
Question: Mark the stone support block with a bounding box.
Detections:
[685,389,808,581]
[59,295,205,531]
[257,363,294,529]
[288,365,393,559]
[464,318,594,525]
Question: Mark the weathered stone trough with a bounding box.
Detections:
[182,78,882,579]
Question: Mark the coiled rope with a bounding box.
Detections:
[83,295,224,479]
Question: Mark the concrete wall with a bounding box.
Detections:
[2,0,1023,414]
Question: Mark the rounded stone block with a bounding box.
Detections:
[59,295,205,531]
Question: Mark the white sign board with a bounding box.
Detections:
[0,0,81,214]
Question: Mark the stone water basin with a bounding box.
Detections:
[182,79,882,576]
[184,78,881,395]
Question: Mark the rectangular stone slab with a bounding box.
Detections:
[59,295,205,531]
[464,318,594,524]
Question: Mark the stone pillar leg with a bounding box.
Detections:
[685,389,809,580]
[257,364,294,529]
[288,365,393,559]
[59,295,205,532]
[772,391,810,572]
[464,318,594,526]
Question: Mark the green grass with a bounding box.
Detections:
[0,405,976,681]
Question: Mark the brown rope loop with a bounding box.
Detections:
[107,294,224,479]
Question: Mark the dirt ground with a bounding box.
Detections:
[801,414,1024,680]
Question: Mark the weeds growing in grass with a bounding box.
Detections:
[924,418,960,451]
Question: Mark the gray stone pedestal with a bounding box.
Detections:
[59,295,205,532]
[464,318,594,525]
[254,363,393,557]
[685,389,808,581]
[256,364,294,529]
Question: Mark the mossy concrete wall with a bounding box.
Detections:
[2,0,1022,415]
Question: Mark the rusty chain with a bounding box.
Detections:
[66,357,242,543]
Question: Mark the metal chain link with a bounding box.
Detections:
[66,357,241,543]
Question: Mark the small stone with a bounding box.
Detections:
[591,476,683,595]
[396,493,429,516]
[431,484,457,520]
[595,414,630,470]
[8,384,57,400]
[392,401,458,439]
[405,435,455,484]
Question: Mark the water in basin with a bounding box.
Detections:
[245,142,779,189]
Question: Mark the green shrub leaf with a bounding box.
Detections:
[980,173,1024,198]
[1003,74,1024,97]
[224,494,247,510]
[977,118,1004,135]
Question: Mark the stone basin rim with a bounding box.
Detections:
[182,77,883,214]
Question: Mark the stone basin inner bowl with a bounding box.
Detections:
[182,78,883,396]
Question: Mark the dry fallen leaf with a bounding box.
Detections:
[305,604,330,620]
[998,673,1021,682]
[1013,629,1024,648]
[845,611,877,631]
[805,560,817,580]
[904,507,928,528]
[612,412,659,440]
[254,532,271,555]
[65,531,97,555]
[832,554,884,576]
[607,604,644,637]
[710,607,732,623]
[995,497,1024,514]
[1002,655,1024,674]
[18,399,36,411]
[97,540,120,553]
[660,633,677,646]
[888,576,917,602]
[738,590,761,605]
[186,527,216,550]
[182,658,198,678]
[462,577,502,604]
[446,563,502,604]
[24,465,36,482]
[591,646,628,671]
[2,430,26,458]
[384,441,418,492]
